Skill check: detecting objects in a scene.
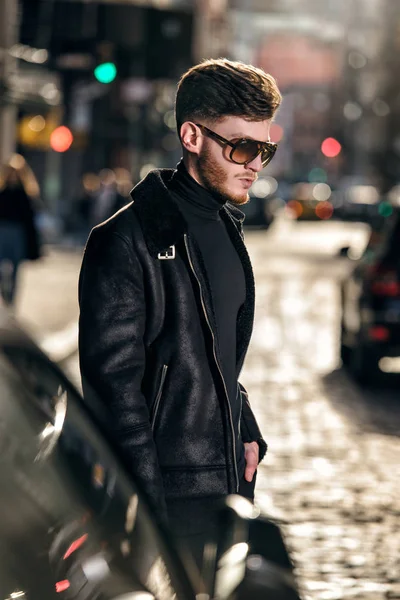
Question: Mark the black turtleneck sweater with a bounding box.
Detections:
[169,161,246,477]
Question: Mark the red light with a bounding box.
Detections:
[371,281,400,296]
[56,580,70,593]
[368,326,389,341]
[321,137,341,158]
[63,533,88,560]
[369,267,400,296]
[50,126,73,152]
[315,201,334,220]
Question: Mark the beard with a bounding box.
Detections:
[196,147,250,206]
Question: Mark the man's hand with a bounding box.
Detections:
[244,441,259,482]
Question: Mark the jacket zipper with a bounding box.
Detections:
[238,383,242,437]
[151,364,168,430]
[184,234,239,492]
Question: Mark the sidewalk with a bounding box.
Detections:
[15,245,83,356]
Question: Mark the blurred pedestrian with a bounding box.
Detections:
[89,168,127,229]
[0,162,41,305]
[71,172,100,243]
[79,59,281,564]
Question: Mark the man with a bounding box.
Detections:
[79,58,281,557]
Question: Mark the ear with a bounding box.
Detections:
[180,122,202,155]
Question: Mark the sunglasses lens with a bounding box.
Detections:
[231,140,260,165]
[261,146,276,167]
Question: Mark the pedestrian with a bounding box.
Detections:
[70,172,100,244]
[0,162,41,305]
[78,58,282,565]
[89,168,127,229]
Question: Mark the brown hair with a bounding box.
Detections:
[175,58,282,134]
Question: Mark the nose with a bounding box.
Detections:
[245,152,264,172]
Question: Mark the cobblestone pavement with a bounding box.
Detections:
[243,232,400,600]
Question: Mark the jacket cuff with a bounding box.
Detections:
[256,437,268,463]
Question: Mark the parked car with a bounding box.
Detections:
[340,212,400,383]
[337,183,381,222]
[0,311,300,600]
[285,182,337,221]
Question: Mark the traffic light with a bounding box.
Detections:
[50,126,73,152]
[321,137,342,158]
[94,42,117,84]
[94,61,117,84]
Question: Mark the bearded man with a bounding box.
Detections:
[79,58,282,563]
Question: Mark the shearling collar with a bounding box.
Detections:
[130,168,245,258]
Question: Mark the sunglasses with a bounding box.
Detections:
[196,123,277,168]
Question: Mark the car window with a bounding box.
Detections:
[0,341,196,600]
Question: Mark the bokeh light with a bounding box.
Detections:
[94,62,117,84]
[50,126,73,152]
[313,183,332,202]
[344,102,362,121]
[270,123,284,143]
[321,138,342,158]
[163,110,176,129]
[348,51,367,69]
[252,176,278,198]
[315,201,334,220]
[286,200,303,219]
[372,99,390,117]
[378,202,393,217]
[28,115,46,132]
[308,168,327,183]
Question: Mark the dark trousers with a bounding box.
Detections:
[169,473,257,571]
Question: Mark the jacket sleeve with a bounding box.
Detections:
[78,227,167,522]
[239,382,268,463]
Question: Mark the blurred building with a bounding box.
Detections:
[16,0,199,217]
[229,4,345,183]
[0,0,398,223]
[377,0,400,191]
[229,0,398,190]
[0,0,19,166]
[339,0,390,188]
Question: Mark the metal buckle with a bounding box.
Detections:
[157,245,175,260]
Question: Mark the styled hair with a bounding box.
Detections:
[175,58,282,134]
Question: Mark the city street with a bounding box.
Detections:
[243,224,400,600]
[18,220,400,600]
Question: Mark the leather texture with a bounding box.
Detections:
[78,169,267,523]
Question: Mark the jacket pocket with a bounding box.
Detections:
[151,364,168,430]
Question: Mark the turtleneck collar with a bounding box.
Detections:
[169,159,225,222]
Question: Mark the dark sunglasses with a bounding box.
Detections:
[196,123,277,168]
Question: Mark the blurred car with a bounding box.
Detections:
[335,181,386,230]
[0,311,300,600]
[340,212,400,383]
[242,176,285,228]
[285,182,336,221]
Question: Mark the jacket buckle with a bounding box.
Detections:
[157,245,175,260]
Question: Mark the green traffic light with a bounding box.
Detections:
[94,62,117,84]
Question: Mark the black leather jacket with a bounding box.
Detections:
[78,169,267,521]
